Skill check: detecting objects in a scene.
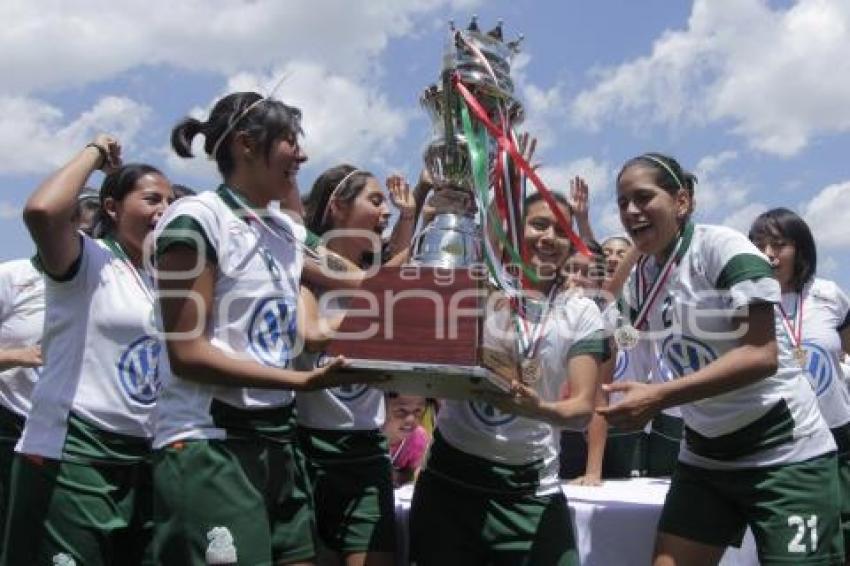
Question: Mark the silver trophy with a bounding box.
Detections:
[411,17,524,267]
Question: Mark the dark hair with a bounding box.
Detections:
[585,239,606,277]
[748,207,816,291]
[525,191,572,213]
[171,92,303,178]
[93,163,165,238]
[617,152,698,198]
[303,164,376,236]
[171,184,196,199]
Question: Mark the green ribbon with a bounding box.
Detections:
[459,101,538,284]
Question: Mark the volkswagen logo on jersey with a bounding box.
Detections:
[662,335,718,378]
[248,297,297,368]
[117,335,162,405]
[469,400,516,426]
[332,384,369,401]
[801,341,832,397]
[614,350,629,380]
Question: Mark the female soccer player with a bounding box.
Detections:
[599,153,843,565]
[4,135,173,564]
[750,207,850,561]
[153,92,354,565]
[295,164,416,566]
[410,191,605,565]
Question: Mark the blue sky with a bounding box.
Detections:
[1,0,848,289]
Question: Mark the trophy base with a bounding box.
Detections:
[337,358,511,400]
[325,266,515,399]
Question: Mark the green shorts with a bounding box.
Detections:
[1,452,153,566]
[659,453,845,565]
[152,438,315,566]
[647,413,682,478]
[831,423,850,555]
[410,471,578,566]
[0,405,24,556]
[296,427,395,554]
[410,431,578,565]
[603,429,647,479]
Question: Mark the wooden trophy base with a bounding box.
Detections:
[324,265,511,399]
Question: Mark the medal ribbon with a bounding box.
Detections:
[103,236,155,304]
[219,186,300,290]
[632,227,691,330]
[512,283,559,360]
[452,75,590,257]
[777,293,804,350]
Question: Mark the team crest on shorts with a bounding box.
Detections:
[52,553,76,566]
[661,335,718,378]
[469,400,516,426]
[205,526,237,565]
[800,341,832,396]
[117,335,162,405]
[248,297,297,367]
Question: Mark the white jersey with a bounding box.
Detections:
[153,187,305,448]
[18,236,160,459]
[777,278,850,429]
[436,294,605,496]
[620,223,834,470]
[0,258,45,417]
[295,295,385,431]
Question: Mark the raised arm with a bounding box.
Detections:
[384,174,417,264]
[568,176,596,244]
[23,134,120,278]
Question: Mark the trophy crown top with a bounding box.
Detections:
[487,19,504,40]
[468,15,479,31]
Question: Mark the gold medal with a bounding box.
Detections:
[521,358,541,385]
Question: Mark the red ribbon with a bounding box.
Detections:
[452,74,590,257]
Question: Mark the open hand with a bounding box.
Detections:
[595,381,661,431]
[568,176,589,223]
[386,174,415,216]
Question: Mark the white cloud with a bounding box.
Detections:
[0,201,19,220]
[690,151,750,217]
[0,96,150,175]
[0,0,480,96]
[570,0,850,156]
[537,157,612,203]
[803,180,850,249]
[720,202,768,234]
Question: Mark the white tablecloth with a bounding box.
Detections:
[394,478,758,565]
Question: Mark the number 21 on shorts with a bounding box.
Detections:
[787,515,818,553]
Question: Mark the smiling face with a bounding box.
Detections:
[108,173,173,256]
[383,395,427,446]
[239,133,307,207]
[523,199,573,290]
[616,164,690,259]
[329,176,390,260]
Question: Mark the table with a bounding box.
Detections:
[394,477,758,565]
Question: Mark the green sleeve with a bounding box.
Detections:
[156,215,217,265]
[715,253,774,290]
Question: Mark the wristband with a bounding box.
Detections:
[85,143,108,170]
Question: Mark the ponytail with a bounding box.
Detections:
[171,117,204,158]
